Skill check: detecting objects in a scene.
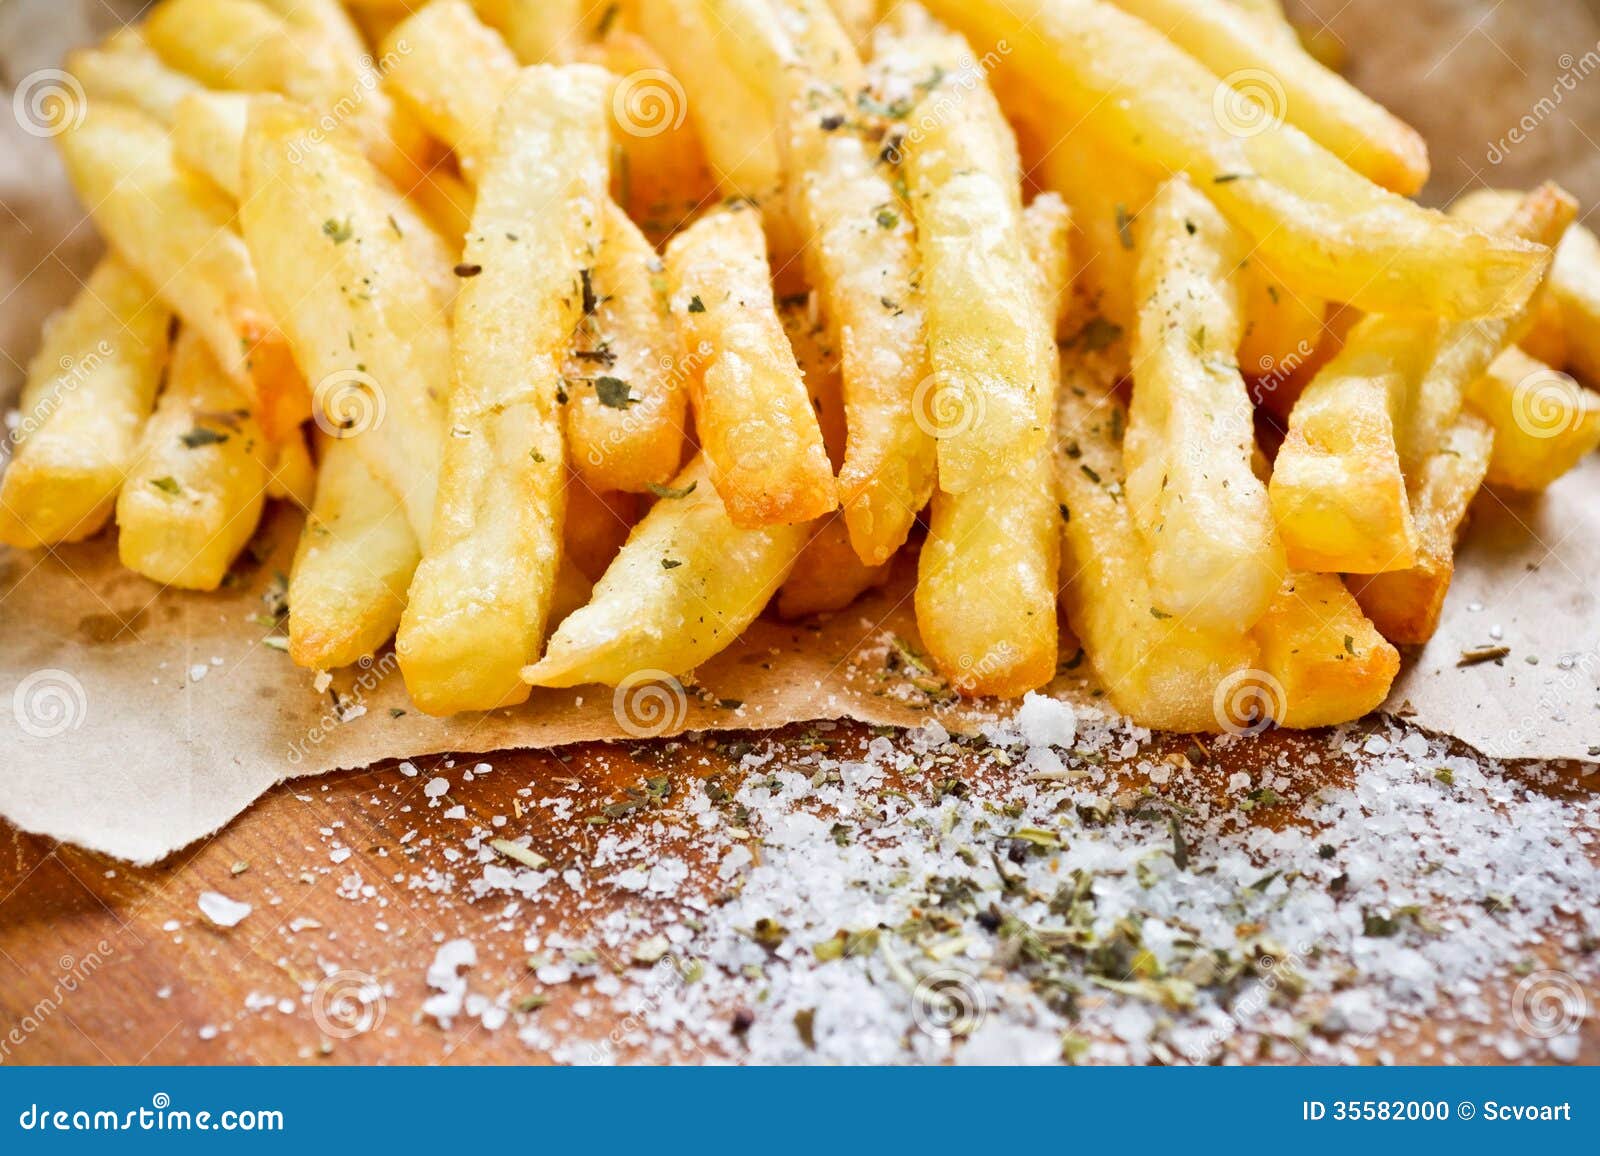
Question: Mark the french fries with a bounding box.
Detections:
[240,98,450,547]
[524,455,809,686]
[65,33,201,124]
[916,193,1070,697]
[665,205,836,527]
[469,0,586,63]
[1055,352,1259,733]
[1253,571,1400,728]
[1105,0,1429,194]
[396,64,611,715]
[565,204,688,494]
[897,24,1055,495]
[921,0,1550,320]
[1124,175,1285,630]
[1348,415,1493,646]
[288,436,422,669]
[1465,348,1600,494]
[0,261,171,549]
[171,90,251,197]
[116,329,272,590]
[57,100,308,443]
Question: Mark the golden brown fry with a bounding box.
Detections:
[664,205,836,528]
[920,0,1549,320]
[1348,414,1493,646]
[266,425,317,509]
[1106,0,1428,194]
[0,260,171,549]
[896,24,1055,495]
[1055,352,1259,732]
[1125,176,1285,631]
[565,204,689,494]
[57,100,308,443]
[524,455,810,687]
[563,483,643,583]
[1465,348,1600,493]
[288,435,421,669]
[116,329,272,590]
[1253,571,1400,728]
[397,64,611,715]
[241,98,450,546]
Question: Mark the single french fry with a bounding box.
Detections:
[1125,176,1285,630]
[56,100,308,443]
[563,482,643,583]
[730,0,937,565]
[288,435,421,669]
[1055,352,1259,733]
[172,90,252,198]
[1106,0,1428,194]
[1269,184,1574,574]
[896,25,1054,495]
[1349,414,1493,646]
[524,455,809,687]
[1238,258,1326,383]
[578,30,716,234]
[0,260,171,549]
[266,426,317,508]
[664,205,836,527]
[1253,571,1400,728]
[382,0,519,184]
[240,98,450,547]
[920,0,1549,320]
[144,0,303,93]
[116,329,272,590]
[469,0,585,62]
[565,203,689,493]
[1465,348,1600,493]
[916,193,1071,697]
[65,36,201,125]
[1454,187,1600,387]
[397,64,611,715]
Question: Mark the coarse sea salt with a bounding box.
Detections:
[197,891,251,928]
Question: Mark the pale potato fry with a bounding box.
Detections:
[564,482,643,583]
[896,25,1054,495]
[382,0,519,184]
[288,435,421,669]
[1253,571,1400,729]
[0,260,171,549]
[144,0,303,94]
[664,205,836,527]
[397,64,611,715]
[1106,0,1428,194]
[1270,184,1574,573]
[1454,188,1600,386]
[920,0,1550,320]
[524,455,809,687]
[1349,414,1493,646]
[240,98,450,546]
[1465,348,1600,493]
[1055,352,1259,733]
[116,329,272,590]
[914,193,1070,696]
[1125,176,1284,630]
[66,37,201,125]
[172,91,252,198]
[469,0,585,62]
[1238,258,1326,384]
[578,31,715,234]
[57,100,308,443]
[565,203,689,493]
[266,426,317,508]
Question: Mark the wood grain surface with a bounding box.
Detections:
[1,721,1594,1065]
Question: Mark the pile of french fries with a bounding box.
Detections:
[5,0,1599,733]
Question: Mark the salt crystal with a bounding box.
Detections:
[198,891,251,927]
[424,776,450,798]
[188,664,208,683]
[1015,692,1077,748]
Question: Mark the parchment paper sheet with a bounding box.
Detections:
[2,0,1598,863]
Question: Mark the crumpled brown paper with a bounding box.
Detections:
[2,0,1597,863]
